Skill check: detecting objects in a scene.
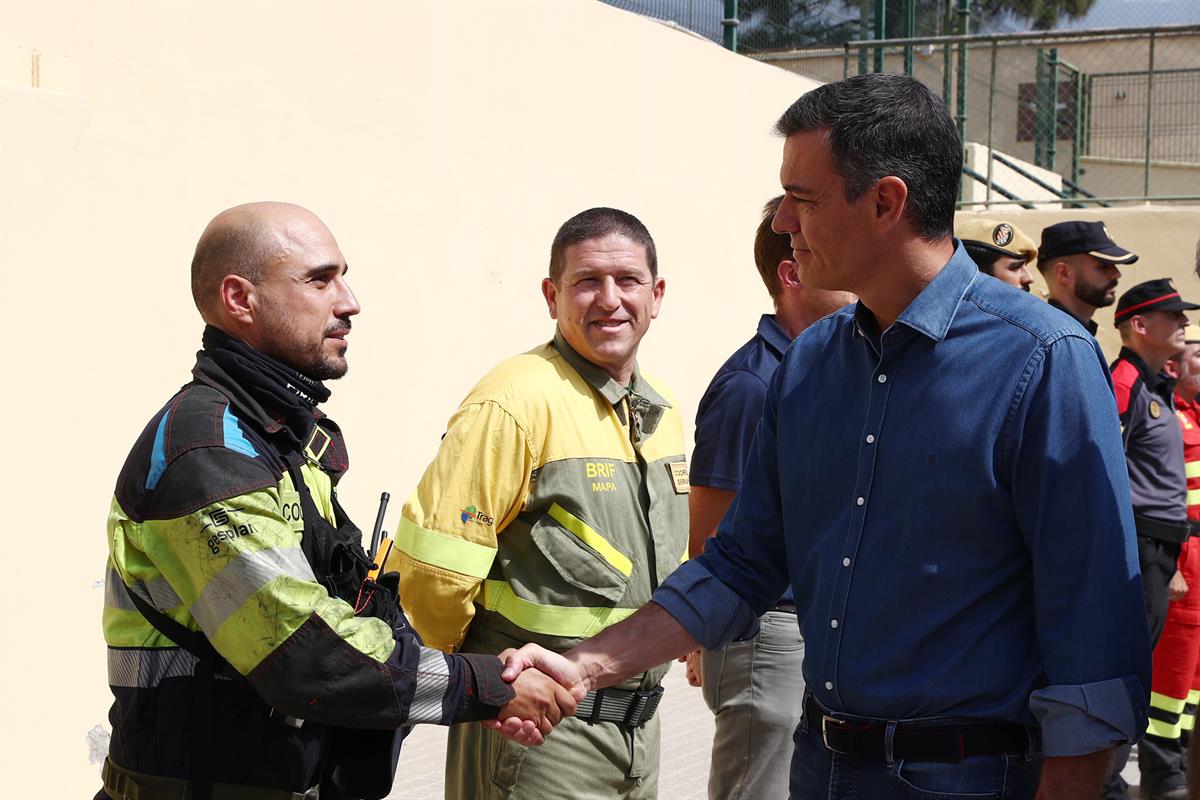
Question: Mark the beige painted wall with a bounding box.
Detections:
[0,2,819,796]
[4,3,1197,796]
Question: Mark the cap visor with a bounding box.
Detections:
[1159,298,1200,311]
[1089,246,1138,265]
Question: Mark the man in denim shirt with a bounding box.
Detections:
[504,74,1151,800]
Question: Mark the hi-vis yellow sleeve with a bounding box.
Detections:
[388,400,534,652]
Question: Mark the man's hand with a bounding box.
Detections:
[481,646,586,745]
[497,644,587,699]
[1170,569,1188,602]
[1034,748,1113,799]
[677,649,703,687]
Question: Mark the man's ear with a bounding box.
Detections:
[1129,314,1148,337]
[1052,260,1072,287]
[542,277,559,320]
[777,259,802,290]
[220,275,258,325]
[872,176,908,232]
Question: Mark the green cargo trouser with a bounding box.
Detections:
[445,712,661,799]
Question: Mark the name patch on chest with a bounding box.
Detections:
[667,461,690,494]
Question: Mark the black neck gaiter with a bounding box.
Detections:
[200,325,331,440]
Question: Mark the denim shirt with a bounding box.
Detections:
[653,245,1151,757]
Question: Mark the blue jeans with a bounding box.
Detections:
[789,701,1043,799]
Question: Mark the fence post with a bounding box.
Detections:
[722,0,738,52]
[1072,69,1083,194]
[903,0,915,74]
[1143,31,1156,196]
[986,40,997,209]
[1034,49,1045,167]
[1047,47,1058,172]
[873,0,886,71]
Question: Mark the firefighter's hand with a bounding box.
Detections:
[483,667,579,745]
[497,644,587,701]
[1170,569,1189,602]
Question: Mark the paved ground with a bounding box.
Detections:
[387,664,1144,799]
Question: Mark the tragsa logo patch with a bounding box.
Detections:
[460,505,495,525]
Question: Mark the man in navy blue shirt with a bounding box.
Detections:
[686,195,853,799]
[502,73,1150,800]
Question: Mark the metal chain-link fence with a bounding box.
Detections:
[755,25,1200,207]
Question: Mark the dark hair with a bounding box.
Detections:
[774,73,962,241]
[548,207,657,283]
[754,196,791,302]
[964,243,1005,277]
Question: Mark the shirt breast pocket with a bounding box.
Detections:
[529,503,632,604]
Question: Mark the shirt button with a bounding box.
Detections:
[830,619,839,628]
[824,681,833,691]
[877,374,888,383]
[842,557,851,567]
[865,434,875,444]
[856,496,865,506]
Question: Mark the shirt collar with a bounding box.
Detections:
[757,314,792,357]
[1048,298,1100,336]
[552,330,671,410]
[1118,346,1176,397]
[887,242,978,342]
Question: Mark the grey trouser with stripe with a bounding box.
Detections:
[700,609,806,800]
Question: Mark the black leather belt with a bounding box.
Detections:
[807,697,1031,764]
[1136,514,1190,544]
[576,685,664,729]
[771,601,797,613]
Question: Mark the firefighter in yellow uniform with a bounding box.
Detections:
[387,208,689,799]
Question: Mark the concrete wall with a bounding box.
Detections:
[0,2,820,796]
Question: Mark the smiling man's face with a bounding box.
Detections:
[542,232,664,386]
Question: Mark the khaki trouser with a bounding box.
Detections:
[445,712,661,799]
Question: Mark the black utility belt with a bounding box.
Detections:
[576,685,664,729]
[102,758,317,800]
[770,601,797,614]
[1135,514,1192,544]
[807,697,1032,764]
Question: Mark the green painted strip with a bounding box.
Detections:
[1152,691,1188,714]
[547,503,632,577]
[1187,461,1200,478]
[481,579,636,638]
[394,516,496,579]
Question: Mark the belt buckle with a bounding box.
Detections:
[820,715,841,751]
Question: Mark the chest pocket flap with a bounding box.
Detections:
[529,503,632,604]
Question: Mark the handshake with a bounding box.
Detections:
[482,644,588,746]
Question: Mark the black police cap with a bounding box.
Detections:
[1114,278,1200,325]
[1039,220,1138,264]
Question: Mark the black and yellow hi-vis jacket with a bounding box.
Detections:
[389,334,689,690]
[102,329,512,796]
